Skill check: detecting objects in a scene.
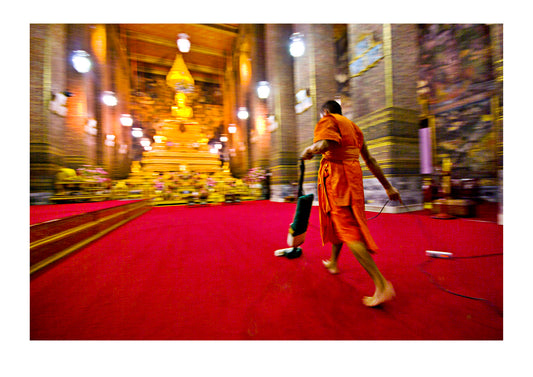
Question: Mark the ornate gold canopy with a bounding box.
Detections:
[166,53,195,93]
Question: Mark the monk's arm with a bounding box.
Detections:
[361,142,403,203]
[301,139,338,160]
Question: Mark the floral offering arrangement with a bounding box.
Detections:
[245,167,266,185]
[76,165,111,185]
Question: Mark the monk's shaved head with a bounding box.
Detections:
[321,100,342,115]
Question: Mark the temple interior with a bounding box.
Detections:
[19,16,532,375]
[30,24,503,217]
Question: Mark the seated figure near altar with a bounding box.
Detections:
[171,92,193,119]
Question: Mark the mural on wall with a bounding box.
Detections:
[418,24,493,106]
[435,99,497,181]
[333,24,356,120]
[418,24,497,184]
[348,33,384,78]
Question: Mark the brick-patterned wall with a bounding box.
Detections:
[30,24,52,192]
[390,24,420,110]
[30,25,48,146]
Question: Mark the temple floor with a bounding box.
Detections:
[30,200,502,340]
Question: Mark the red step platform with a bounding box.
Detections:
[30,200,152,275]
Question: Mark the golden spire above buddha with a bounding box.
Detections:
[166,53,195,93]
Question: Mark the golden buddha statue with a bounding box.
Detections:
[171,92,193,119]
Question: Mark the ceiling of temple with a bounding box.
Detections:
[119,24,239,85]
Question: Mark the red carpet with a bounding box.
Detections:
[30,201,503,340]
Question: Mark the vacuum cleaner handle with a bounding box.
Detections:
[298,159,305,198]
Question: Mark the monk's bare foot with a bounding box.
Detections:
[363,281,395,307]
[322,259,339,274]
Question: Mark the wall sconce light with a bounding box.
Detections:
[140,138,151,147]
[132,128,143,138]
[257,81,271,99]
[177,33,191,53]
[228,124,237,134]
[105,134,116,147]
[120,114,133,127]
[267,115,279,132]
[237,107,249,120]
[220,135,228,142]
[153,135,167,144]
[72,50,92,73]
[289,33,305,57]
[102,91,118,106]
[85,118,98,135]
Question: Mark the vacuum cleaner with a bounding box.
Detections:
[274,159,314,259]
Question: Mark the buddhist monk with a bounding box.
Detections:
[301,100,402,307]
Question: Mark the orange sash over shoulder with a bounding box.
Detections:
[313,113,378,252]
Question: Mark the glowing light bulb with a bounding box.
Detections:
[237,107,249,120]
[120,114,133,127]
[72,50,91,73]
[257,81,271,99]
[177,33,191,53]
[102,91,118,106]
[289,33,305,57]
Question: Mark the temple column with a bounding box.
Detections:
[64,24,94,171]
[292,24,337,200]
[348,24,423,211]
[248,24,271,172]
[265,24,298,201]
[30,24,68,195]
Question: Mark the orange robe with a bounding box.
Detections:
[313,113,378,253]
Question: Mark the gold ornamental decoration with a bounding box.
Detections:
[166,53,195,93]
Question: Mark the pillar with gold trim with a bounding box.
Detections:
[30,24,66,195]
[291,24,337,202]
[265,24,299,201]
[348,24,423,212]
